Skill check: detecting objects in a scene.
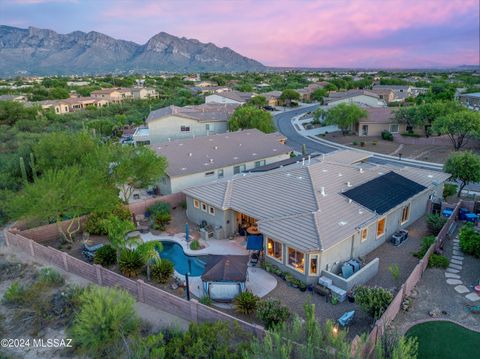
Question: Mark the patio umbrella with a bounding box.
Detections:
[185,222,189,242]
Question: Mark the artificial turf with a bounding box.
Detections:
[406,321,480,359]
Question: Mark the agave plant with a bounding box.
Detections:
[234,291,259,315]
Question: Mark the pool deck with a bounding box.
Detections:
[140,232,277,299]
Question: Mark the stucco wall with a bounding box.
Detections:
[148,115,227,144]
[320,258,379,291]
[185,195,228,233]
[358,123,406,137]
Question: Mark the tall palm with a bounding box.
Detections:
[137,241,163,281]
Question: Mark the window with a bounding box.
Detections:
[267,238,282,262]
[201,202,207,212]
[218,169,224,178]
[377,218,386,238]
[361,228,368,242]
[401,204,410,224]
[193,199,200,209]
[180,125,190,132]
[361,125,369,136]
[254,160,266,168]
[389,124,399,133]
[205,124,211,131]
[208,206,215,216]
[309,255,319,275]
[233,164,246,174]
[288,247,305,273]
[205,171,214,177]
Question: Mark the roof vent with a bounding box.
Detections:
[358,209,363,214]
[338,173,343,177]
[188,152,192,157]
[214,146,218,150]
[347,181,352,187]
[322,169,328,173]
[320,187,326,197]
[302,158,305,166]
[348,199,352,204]
[239,143,242,146]
[168,137,171,142]
[233,156,238,160]
[297,176,303,180]
[209,158,214,163]
[360,168,364,174]
[252,153,257,156]
[338,221,347,226]
[427,174,433,178]
[286,173,291,177]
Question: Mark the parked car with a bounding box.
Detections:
[391,229,408,246]
[263,105,276,111]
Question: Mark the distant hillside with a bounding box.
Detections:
[0,25,265,76]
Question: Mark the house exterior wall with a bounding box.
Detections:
[185,195,230,233]
[147,115,228,144]
[357,122,406,137]
[327,95,386,108]
[161,153,290,195]
[205,94,243,105]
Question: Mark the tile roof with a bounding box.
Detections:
[146,103,239,124]
[325,90,380,102]
[359,108,394,124]
[184,150,450,252]
[208,90,253,103]
[201,255,249,282]
[152,129,292,177]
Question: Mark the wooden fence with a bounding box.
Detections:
[3,230,265,338]
[362,200,463,356]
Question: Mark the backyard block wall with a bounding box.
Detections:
[320,258,379,291]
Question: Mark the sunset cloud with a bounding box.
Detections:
[1,0,478,68]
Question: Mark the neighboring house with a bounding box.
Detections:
[371,85,419,101]
[205,90,254,105]
[37,99,70,114]
[131,87,159,100]
[183,150,449,283]
[91,88,133,103]
[37,97,109,114]
[458,93,480,111]
[151,129,292,194]
[369,88,396,104]
[134,103,239,145]
[325,90,387,107]
[356,108,405,136]
[0,94,27,103]
[262,91,283,106]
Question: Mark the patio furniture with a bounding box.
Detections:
[337,310,355,327]
[135,214,149,233]
[82,242,104,262]
[250,251,260,266]
[246,226,260,235]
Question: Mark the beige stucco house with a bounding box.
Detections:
[205,90,254,105]
[91,88,133,103]
[131,87,159,100]
[356,108,406,136]
[325,90,387,108]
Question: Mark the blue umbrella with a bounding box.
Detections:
[185,222,189,242]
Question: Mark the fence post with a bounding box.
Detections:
[137,280,145,303]
[62,252,69,272]
[28,239,35,257]
[190,298,199,323]
[95,264,103,285]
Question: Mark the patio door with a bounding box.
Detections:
[361,125,368,136]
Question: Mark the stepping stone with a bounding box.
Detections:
[454,285,470,294]
[453,250,463,256]
[446,268,460,273]
[451,259,463,265]
[448,263,463,270]
[453,239,459,243]
[466,293,480,302]
[453,245,460,250]
[447,279,463,285]
[452,255,464,261]
[445,273,461,279]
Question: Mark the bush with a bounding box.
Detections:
[381,130,394,141]
[111,204,132,221]
[37,267,64,287]
[459,223,480,258]
[189,240,201,250]
[118,249,145,278]
[2,281,25,305]
[360,141,365,147]
[148,202,172,231]
[256,300,291,329]
[426,214,447,235]
[428,254,449,268]
[414,235,436,258]
[94,244,117,266]
[148,202,171,216]
[354,286,393,321]
[151,259,174,283]
[69,286,140,358]
[199,295,213,306]
[352,141,358,146]
[234,291,259,315]
[443,183,458,198]
[84,212,109,235]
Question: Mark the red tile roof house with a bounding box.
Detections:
[356,108,406,136]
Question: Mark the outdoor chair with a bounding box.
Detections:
[337,310,355,327]
[250,251,259,266]
[82,242,104,262]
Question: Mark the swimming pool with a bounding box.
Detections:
[158,241,207,276]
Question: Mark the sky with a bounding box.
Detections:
[1,0,479,68]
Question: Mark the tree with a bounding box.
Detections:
[444,151,480,196]
[136,240,163,281]
[248,95,267,108]
[7,166,118,242]
[102,215,137,262]
[432,111,480,150]
[311,88,327,103]
[111,146,167,203]
[279,89,300,106]
[228,105,275,133]
[324,103,367,135]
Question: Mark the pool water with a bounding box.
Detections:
[158,241,206,276]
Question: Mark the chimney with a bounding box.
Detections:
[320,187,326,197]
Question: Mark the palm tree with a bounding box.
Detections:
[137,241,163,281]
[102,215,137,262]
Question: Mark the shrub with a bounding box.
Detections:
[234,291,259,315]
[354,286,393,321]
[426,214,447,235]
[37,267,64,287]
[148,202,171,216]
[148,202,172,231]
[372,141,377,145]
[414,235,436,258]
[428,254,449,268]
[69,286,140,358]
[84,212,109,235]
[190,240,201,250]
[459,223,480,258]
[360,141,365,147]
[119,249,145,278]
[151,259,174,283]
[111,204,132,221]
[2,281,25,305]
[352,141,358,146]
[256,300,291,329]
[443,183,458,198]
[199,295,213,306]
[94,244,117,266]
[381,130,394,141]
[388,263,400,282]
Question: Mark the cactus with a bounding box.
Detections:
[19,156,28,184]
[29,152,38,182]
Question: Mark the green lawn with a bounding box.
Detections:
[406,321,480,359]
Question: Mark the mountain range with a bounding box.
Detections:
[0,25,265,76]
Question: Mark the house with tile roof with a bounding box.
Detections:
[91,87,133,103]
[356,107,405,136]
[325,90,387,108]
[152,129,292,194]
[183,150,449,283]
[205,90,254,105]
[133,103,239,145]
